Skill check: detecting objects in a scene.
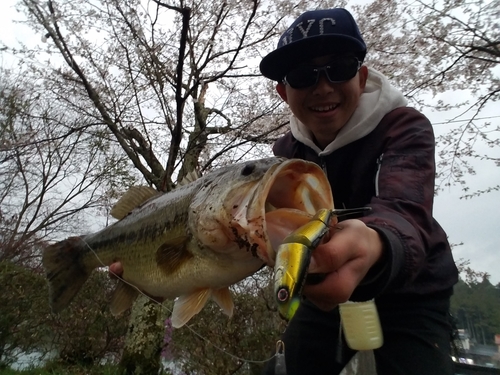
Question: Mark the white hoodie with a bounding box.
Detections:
[288,67,408,156]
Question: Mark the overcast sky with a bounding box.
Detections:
[430,98,500,284]
[1,1,499,284]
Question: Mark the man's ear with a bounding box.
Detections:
[276,82,288,103]
[358,65,369,90]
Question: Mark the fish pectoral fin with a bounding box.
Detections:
[109,281,140,316]
[156,236,193,274]
[171,289,212,328]
[212,287,234,318]
[110,186,159,220]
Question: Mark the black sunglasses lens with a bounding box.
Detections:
[285,66,318,89]
[325,58,359,82]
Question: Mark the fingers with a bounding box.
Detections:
[109,262,124,279]
[302,219,384,311]
[304,257,366,310]
[307,224,355,274]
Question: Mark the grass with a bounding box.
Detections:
[0,364,121,375]
[0,363,175,375]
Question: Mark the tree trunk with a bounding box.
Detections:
[119,296,167,375]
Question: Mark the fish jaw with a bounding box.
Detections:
[227,158,334,266]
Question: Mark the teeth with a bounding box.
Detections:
[311,104,338,112]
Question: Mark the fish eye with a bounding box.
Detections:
[277,288,289,302]
[241,163,256,176]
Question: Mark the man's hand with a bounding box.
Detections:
[303,219,384,311]
[109,262,124,279]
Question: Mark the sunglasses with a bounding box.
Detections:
[283,57,362,89]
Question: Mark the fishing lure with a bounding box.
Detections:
[273,207,370,321]
[273,207,383,351]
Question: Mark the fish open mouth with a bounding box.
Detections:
[247,159,333,265]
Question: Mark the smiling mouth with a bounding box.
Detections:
[310,104,339,112]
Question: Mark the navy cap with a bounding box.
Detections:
[260,8,367,81]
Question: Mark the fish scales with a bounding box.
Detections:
[42,157,334,327]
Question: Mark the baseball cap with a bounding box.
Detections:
[260,8,367,81]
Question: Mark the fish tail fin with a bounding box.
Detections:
[42,236,91,313]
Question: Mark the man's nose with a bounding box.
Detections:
[313,72,335,94]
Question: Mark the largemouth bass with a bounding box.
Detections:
[42,157,333,327]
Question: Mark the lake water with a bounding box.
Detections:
[2,349,48,370]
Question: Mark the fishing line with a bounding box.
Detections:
[82,240,278,365]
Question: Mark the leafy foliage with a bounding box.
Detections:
[168,269,286,375]
[0,363,122,375]
[0,261,51,367]
[48,271,130,366]
[0,261,128,365]
[451,269,500,346]
[0,259,129,368]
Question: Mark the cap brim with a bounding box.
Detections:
[260,35,366,81]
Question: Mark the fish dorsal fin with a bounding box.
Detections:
[110,186,159,220]
[156,236,193,274]
[178,169,202,186]
[212,287,234,318]
[109,281,140,316]
[171,289,211,328]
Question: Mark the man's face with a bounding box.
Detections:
[276,55,368,149]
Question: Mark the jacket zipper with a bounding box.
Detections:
[375,153,384,197]
[320,157,328,177]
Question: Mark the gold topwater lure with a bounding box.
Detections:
[273,207,370,321]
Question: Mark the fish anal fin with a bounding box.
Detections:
[156,236,193,274]
[212,287,234,318]
[171,289,211,328]
[110,186,159,220]
[109,281,140,316]
[42,237,91,313]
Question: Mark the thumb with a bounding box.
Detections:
[308,255,319,273]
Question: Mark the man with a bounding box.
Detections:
[259,8,458,375]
